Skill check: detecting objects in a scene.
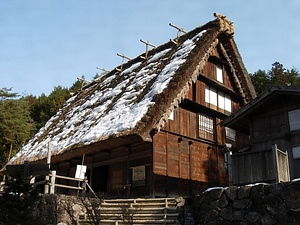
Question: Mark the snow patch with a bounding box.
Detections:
[9,29,208,164]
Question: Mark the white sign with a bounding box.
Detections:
[75,165,87,179]
[132,166,145,181]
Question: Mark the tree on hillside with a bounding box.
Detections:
[0,89,35,169]
[30,86,70,131]
[69,75,87,94]
[0,75,99,167]
[249,69,271,96]
[0,173,41,224]
[250,62,300,95]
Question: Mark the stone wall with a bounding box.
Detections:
[193,181,300,224]
[34,194,100,225]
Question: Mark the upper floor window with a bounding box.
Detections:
[168,111,174,120]
[205,85,232,113]
[292,146,300,159]
[199,113,215,141]
[225,127,236,141]
[216,64,223,83]
[288,109,300,131]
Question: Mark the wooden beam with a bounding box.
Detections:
[180,98,228,120]
[197,74,243,101]
[90,150,151,168]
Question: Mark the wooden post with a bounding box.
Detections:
[272,144,280,183]
[44,142,52,194]
[44,179,49,194]
[227,152,233,186]
[24,161,30,181]
[50,170,56,194]
[30,177,35,185]
[47,142,52,166]
[82,177,87,195]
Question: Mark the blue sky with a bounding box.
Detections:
[1,1,300,96]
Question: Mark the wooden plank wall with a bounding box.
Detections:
[80,142,153,198]
[153,131,227,196]
[156,52,238,196]
[231,150,276,185]
[200,58,234,92]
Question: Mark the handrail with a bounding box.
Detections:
[49,173,85,182]
[44,170,87,194]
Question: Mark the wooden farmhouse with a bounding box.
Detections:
[222,86,300,185]
[8,14,256,198]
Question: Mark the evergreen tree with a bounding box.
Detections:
[69,76,86,94]
[0,89,35,169]
[47,86,70,115]
[0,173,41,225]
[250,62,300,95]
[250,69,271,95]
[30,86,70,131]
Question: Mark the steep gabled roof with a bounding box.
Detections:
[10,14,256,164]
[222,86,300,134]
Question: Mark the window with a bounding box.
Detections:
[168,111,174,120]
[218,92,225,110]
[224,94,231,112]
[205,86,217,106]
[199,113,215,141]
[292,146,300,159]
[205,85,232,113]
[225,127,236,141]
[216,64,223,83]
[288,109,300,131]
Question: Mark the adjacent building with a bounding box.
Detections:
[222,86,300,184]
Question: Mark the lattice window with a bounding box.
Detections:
[199,113,215,141]
[225,127,236,141]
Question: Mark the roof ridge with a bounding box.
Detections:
[81,16,223,94]
[213,13,234,36]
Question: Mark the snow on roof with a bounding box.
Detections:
[10,26,208,164]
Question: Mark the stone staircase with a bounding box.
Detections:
[78,198,181,224]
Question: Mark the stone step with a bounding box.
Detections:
[78,197,181,225]
[103,197,177,204]
[80,219,179,225]
[96,207,177,214]
[79,212,179,220]
[101,198,177,208]
[100,202,177,209]
[96,213,179,219]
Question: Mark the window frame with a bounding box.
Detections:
[198,113,216,142]
[168,111,174,120]
[292,146,300,159]
[288,109,300,131]
[216,64,223,83]
[225,127,236,141]
[205,85,232,113]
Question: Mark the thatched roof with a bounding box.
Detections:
[9,14,256,165]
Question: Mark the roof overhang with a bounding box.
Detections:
[221,86,300,133]
[10,134,145,166]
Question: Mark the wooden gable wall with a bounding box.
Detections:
[249,95,300,179]
[152,44,246,196]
